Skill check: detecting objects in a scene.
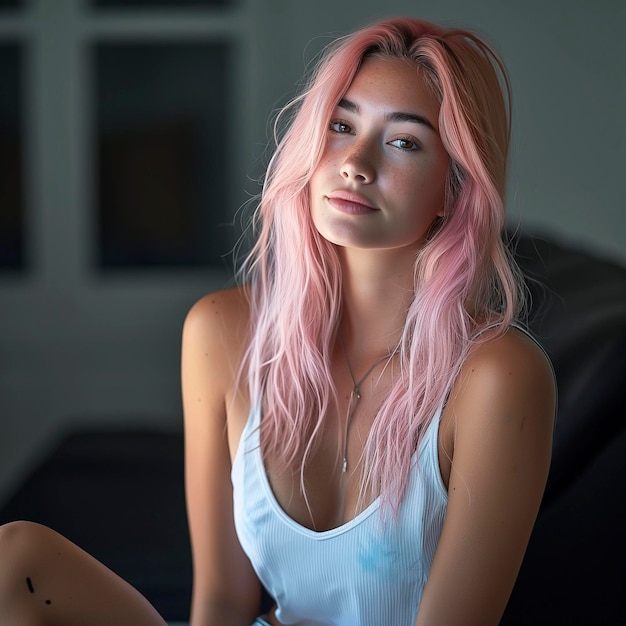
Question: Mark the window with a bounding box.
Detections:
[93,0,231,8]
[0,42,24,270]
[95,41,234,269]
[0,0,23,10]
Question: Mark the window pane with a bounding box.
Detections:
[92,0,232,8]
[0,0,23,10]
[0,42,24,271]
[94,41,233,269]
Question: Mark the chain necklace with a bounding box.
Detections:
[338,335,398,473]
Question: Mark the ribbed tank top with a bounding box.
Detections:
[231,401,448,626]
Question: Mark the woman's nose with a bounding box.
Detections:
[340,143,376,184]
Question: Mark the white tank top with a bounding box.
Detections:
[231,401,448,626]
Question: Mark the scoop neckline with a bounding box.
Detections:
[247,403,438,540]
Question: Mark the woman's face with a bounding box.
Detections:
[309,55,449,253]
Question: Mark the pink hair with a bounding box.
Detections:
[239,17,524,514]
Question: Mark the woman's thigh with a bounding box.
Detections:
[0,521,167,626]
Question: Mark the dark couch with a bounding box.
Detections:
[501,233,626,625]
[1,231,625,624]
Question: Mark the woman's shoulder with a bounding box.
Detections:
[184,285,251,335]
[182,285,251,368]
[465,326,554,391]
[449,325,556,431]
[439,326,555,484]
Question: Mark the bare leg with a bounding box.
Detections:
[0,521,168,626]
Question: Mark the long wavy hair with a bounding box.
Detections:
[238,17,524,514]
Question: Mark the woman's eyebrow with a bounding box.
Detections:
[337,98,437,132]
[337,98,360,114]
[385,110,437,132]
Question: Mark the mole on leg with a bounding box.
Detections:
[26,576,53,606]
[1,522,167,625]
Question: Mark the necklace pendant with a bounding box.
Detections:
[342,457,348,473]
[352,387,361,400]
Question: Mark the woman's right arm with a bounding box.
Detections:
[181,290,262,626]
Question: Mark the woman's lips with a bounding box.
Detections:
[326,191,379,215]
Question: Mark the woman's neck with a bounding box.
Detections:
[338,246,416,359]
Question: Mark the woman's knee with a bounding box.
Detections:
[0,521,166,626]
[0,521,53,624]
[0,521,57,561]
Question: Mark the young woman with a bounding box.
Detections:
[0,16,555,626]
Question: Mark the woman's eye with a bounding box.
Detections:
[389,137,419,151]
[329,120,353,134]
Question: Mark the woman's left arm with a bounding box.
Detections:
[416,329,556,626]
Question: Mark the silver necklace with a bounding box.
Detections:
[338,336,398,473]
